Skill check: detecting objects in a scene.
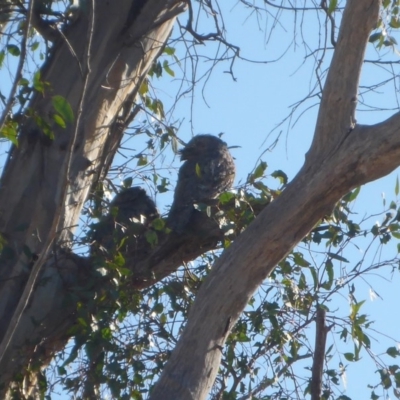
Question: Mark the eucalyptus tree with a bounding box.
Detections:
[1,1,400,399]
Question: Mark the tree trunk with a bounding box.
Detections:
[149,1,396,399]
[0,0,186,394]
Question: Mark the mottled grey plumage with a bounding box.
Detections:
[168,135,235,233]
[91,187,158,256]
[109,187,158,224]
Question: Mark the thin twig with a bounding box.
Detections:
[0,0,31,133]
[311,307,330,400]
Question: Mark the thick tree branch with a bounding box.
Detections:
[308,0,380,160]
[350,112,400,184]
[149,1,385,399]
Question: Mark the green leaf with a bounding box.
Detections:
[52,95,74,124]
[123,177,133,188]
[236,332,251,342]
[226,344,235,366]
[112,251,125,267]
[369,32,382,43]
[308,266,319,290]
[7,44,20,56]
[0,51,5,68]
[76,317,88,328]
[163,47,175,55]
[30,41,40,51]
[378,369,392,389]
[362,332,371,348]
[145,230,158,246]
[53,113,66,128]
[248,161,267,183]
[390,16,400,29]
[343,186,360,202]
[171,135,179,154]
[33,71,46,94]
[139,79,148,95]
[395,372,400,388]
[254,161,267,179]
[150,60,162,78]
[388,35,398,45]
[328,0,337,15]
[371,391,379,400]
[153,303,163,313]
[322,259,334,290]
[0,120,18,145]
[117,266,131,276]
[160,313,167,325]
[396,176,399,196]
[327,252,349,263]
[195,163,202,178]
[387,346,400,358]
[137,155,148,166]
[390,226,400,239]
[271,169,288,185]
[156,177,169,193]
[153,99,165,118]
[163,60,175,77]
[219,191,235,204]
[350,300,365,321]
[151,218,165,231]
[253,181,271,195]
[293,252,310,267]
[18,77,29,86]
[298,272,307,289]
[371,224,379,236]
[32,112,54,139]
[343,352,355,361]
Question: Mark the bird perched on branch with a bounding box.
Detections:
[91,187,159,257]
[109,186,158,224]
[167,134,235,234]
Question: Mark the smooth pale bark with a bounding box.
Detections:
[0,0,187,393]
[149,1,391,399]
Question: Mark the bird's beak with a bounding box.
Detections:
[179,145,194,161]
